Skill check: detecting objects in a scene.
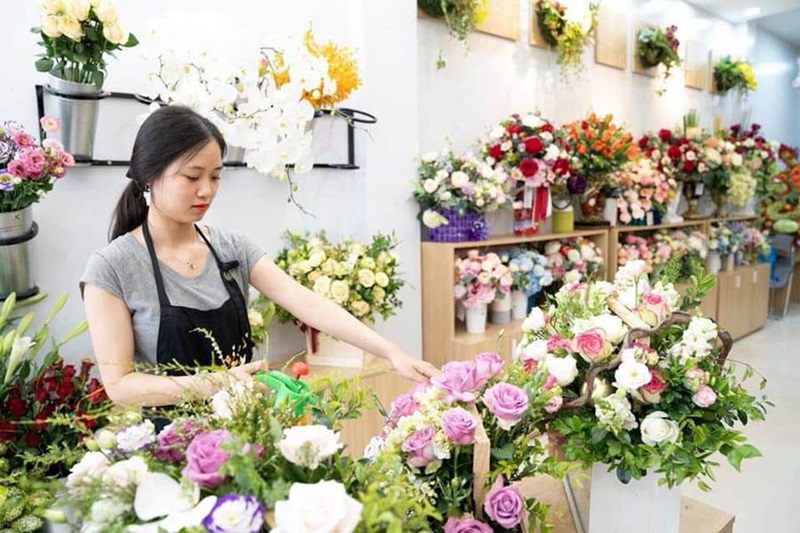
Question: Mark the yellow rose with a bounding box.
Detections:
[375,272,389,288]
[313,275,332,296]
[372,286,386,303]
[68,0,91,20]
[57,15,83,41]
[330,281,350,304]
[93,0,117,24]
[41,15,62,37]
[358,269,376,288]
[102,22,128,45]
[350,300,370,317]
[39,0,65,15]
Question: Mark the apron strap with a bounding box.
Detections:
[142,221,172,307]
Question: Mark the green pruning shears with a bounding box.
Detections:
[254,370,315,417]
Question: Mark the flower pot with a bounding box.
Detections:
[682,181,706,220]
[706,251,722,274]
[304,326,373,368]
[579,193,610,226]
[721,254,735,272]
[465,304,488,334]
[489,294,511,324]
[511,290,529,320]
[713,191,729,218]
[587,463,680,533]
[552,204,575,234]
[427,207,489,242]
[44,73,105,161]
[0,207,39,300]
[663,187,683,223]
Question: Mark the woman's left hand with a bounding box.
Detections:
[386,348,440,383]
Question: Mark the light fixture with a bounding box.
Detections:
[743,7,761,18]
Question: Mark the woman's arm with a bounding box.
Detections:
[83,285,265,407]
[249,256,439,382]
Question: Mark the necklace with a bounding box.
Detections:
[169,235,204,271]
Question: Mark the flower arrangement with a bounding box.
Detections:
[508,248,554,297]
[454,251,508,308]
[637,25,681,95]
[614,158,677,224]
[759,146,800,241]
[516,261,769,488]
[0,118,74,213]
[618,234,654,273]
[726,123,779,196]
[708,223,743,257]
[618,230,707,282]
[713,56,757,95]
[637,126,723,185]
[418,0,489,42]
[727,169,756,208]
[371,352,569,531]
[535,0,600,80]
[544,238,605,286]
[275,231,403,323]
[415,148,511,229]
[33,0,139,88]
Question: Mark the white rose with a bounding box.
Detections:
[590,314,627,344]
[544,144,560,161]
[545,355,579,386]
[68,0,91,20]
[640,411,680,446]
[567,249,581,262]
[313,275,332,296]
[116,420,156,453]
[41,15,62,37]
[422,209,448,229]
[441,191,452,201]
[450,171,469,189]
[309,251,326,267]
[372,286,386,303]
[93,0,117,24]
[489,126,505,140]
[272,480,362,533]
[731,153,743,167]
[580,244,596,260]
[422,152,438,163]
[357,269,376,288]
[517,339,548,363]
[94,428,117,451]
[521,307,546,332]
[564,270,582,285]
[614,360,652,392]
[374,272,389,288]
[500,140,513,152]
[101,456,149,489]
[279,425,343,470]
[521,114,543,129]
[90,498,130,524]
[296,260,312,274]
[66,451,110,494]
[40,0,65,15]
[330,280,350,304]
[57,15,83,41]
[686,151,697,161]
[350,300,370,317]
[423,179,438,194]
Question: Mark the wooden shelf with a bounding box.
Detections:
[708,214,758,225]
[615,220,708,233]
[454,318,523,345]
[425,229,609,250]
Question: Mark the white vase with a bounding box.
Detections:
[511,290,529,320]
[706,251,722,274]
[663,187,683,223]
[465,304,488,334]
[588,464,680,533]
[489,294,512,324]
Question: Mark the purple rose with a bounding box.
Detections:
[154,419,204,463]
[182,429,232,488]
[484,475,523,529]
[401,426,436,468]
[432,361,486,403]
[474,352,504,381]
[444,516,493,533]
[692,385,717,408]
[482,382,529,430]
[387,391,420,428]
[441,407,477,445]
[567,174,587,195]
[203,493,264,533]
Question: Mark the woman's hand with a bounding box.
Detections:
[228,360,269,385]
[386,348,440,383]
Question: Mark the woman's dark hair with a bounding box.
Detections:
[109,105,226,241]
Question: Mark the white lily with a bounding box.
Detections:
[3,336,34,385]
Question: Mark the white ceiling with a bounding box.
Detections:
[686,0,800,46]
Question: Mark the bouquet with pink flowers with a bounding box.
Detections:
[544,238,605,286]
[618,234,654,272]
[454,251,511,308]
[614,158,677,224]
[515,261,769,488]
[0,117,74,212]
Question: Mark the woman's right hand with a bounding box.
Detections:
[228,360,269,384]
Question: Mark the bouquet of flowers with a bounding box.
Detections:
[563,113,638,187]
[728,169,757,208]
[33,0,138,88]
[414,148,511,229]
[454,251,507,308]
[741,227,770,265]
[618,234,654,273]
[0,118,74,213]
[544,238,605,286]
[535,0,599,80]
[758,145,800,241]
[370,351,569,531]
[508,248,554,297]
[515,261,769,488]
[637,25,680,95]
[614,158,677,224]
[637,127,719,184]
[708,223,743,257]
[714,56,757,95]
[275,231,403,323]
[727,123,779,196]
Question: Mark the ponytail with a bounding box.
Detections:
[109,180,148,242]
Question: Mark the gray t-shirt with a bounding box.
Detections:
[80,227,266,367]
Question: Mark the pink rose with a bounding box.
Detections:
[573,329,611,362]
[42,138,64,151]
[441,407,477,445]
[40,115,61,133]
[387,391,419,428]
[12,131,34,149]
[482,383,529,430]
[182,429,232,488]
[444,516,492,533]
[61,152,75,166]
[7,160,27,178]
[641,291,670,323]
[547,333,573,353]
[545,395,563,413]
[401,426,436,468]
[432,361,486,403]
[483,475,523,529]
[642,368,667,395]
[475,352,504,381]
[154,419,204,463]
[21,149,46,178]
[692,385,717,408]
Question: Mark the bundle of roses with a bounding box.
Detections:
[454,251,510,309]
[368,351,570,532]
[637,128,721,184]
[415,148,511,229]
[618,229,706,282]
[514,261,769,488]
[507,248,554,298]
[614,158,677,224]
[275,230,403,324]
[544,238,605,287]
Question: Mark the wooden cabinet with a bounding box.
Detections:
[716,264,770,340]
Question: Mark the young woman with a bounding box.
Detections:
[81,106,437,407]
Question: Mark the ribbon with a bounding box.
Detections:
[533,186,551,223]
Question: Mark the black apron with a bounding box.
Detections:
[141,222,254,374]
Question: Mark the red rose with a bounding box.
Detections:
[80,359,94,379]
[488,144,503,159]
[33,405,55,431]
[667,145,682,159]
[643,368,668,394]
[33,385,49,403]
[658,129,672,142]
[506,124,521,135]
[44,376,59,391]
[553,158,569,175]
[63,364,77,379]
[541,123,554,133]
[524,137,544,155]
[637,136,649,149]
[683,160,695,172]
[57,380,74,402]
[21,432,39,448]
[76,410,96,429]
[677,137,689,146]
[6,398,26,418]
[519,158,539,177]
[581,121,589,130]
[0,421,15,441]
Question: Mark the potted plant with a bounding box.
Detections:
[713,56,757,95]
[535,0,599,82]
[33,0,138,160]
[636,25,681,95]
[417,0,489,69]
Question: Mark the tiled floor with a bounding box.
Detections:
[683,305,800,532]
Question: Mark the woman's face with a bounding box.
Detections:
[150,140,222,224]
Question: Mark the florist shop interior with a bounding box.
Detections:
[1,1,799,533]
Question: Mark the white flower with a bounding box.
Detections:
[358,269,376,288]
[640,411,680,446]
[614,360,652,392]
[279,425,343,470]
[94,428,117,451]
[248,309,264,327]
[134,472,200,521]
[116,421,156,453]
[330,281,350,304]
[313,275,332,296]
[93,0,118,24]
[128,496,218,533]
[423,178,438,194]
[103,23,129,45]
[545,355,579,386]
[590,314,627,344]
[595,394,638,433]
[564,270,582,285]
[309,251,326,268]
[517,339,548,364]
[66,451,110,494]
[567,249,581,262]
[686,151,697,161]
[363,436,385,461]
[731,153,743,167]
[350,300,370,317]
[521,114,543,129]
[521,307,546,332]
[489,126,505,140]
[90,498,130,525]
[450,171,469,188]
[210,381,250,420]
[422,152,438,163]
[544,144,560,161]
[272,480,362,533]
[3,336,34,385]
[422,209,448,229]
[375,272,390,288]
[101,456,149,489]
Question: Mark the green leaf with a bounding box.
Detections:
[125,33,139,47]
[725,448,743,471]
[491,443,515,460]
[34,57,54,73]
[737,444,762,460]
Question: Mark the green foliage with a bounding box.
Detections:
[536,0,599,81]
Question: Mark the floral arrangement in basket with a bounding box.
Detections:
[480,113,572,235]
[33,0,139,88]
[418,0,489,69]
[535,0,599,81]
[0,118,75,213]
[508,248,554,297]
[713,56,757,95]
[614,158,677,225]
[758,145,800,241]
[415,149,511,241]
[516,261,770,488]
[454,251,509,309]
[275,230,403,325]
[636,25,681,95]
[544,238,605,286]
[726,123,779,197]
[368,351,571,531]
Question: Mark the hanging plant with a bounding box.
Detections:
[713,56,757,95]
[418,0,489,69]
[637,25,681,96]
[535,0,599,81]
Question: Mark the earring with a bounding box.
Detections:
[143,186,151,207]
